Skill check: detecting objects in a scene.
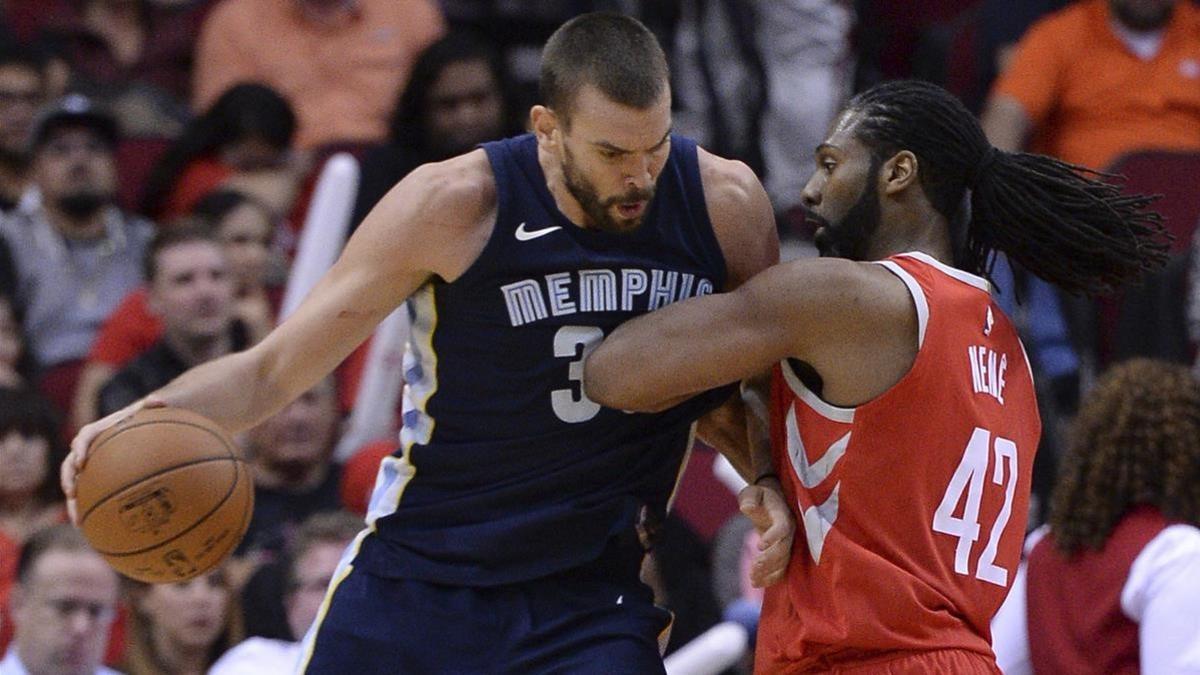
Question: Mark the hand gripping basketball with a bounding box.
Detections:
[64,401,254,583]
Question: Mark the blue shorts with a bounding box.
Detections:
[297,561,672,674]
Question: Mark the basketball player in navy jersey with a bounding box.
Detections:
[63,13,792,673]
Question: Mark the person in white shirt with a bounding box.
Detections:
[208,511,362,675]
[0,525,122,675]
[991,358,1200,674]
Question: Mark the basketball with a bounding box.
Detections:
[75,407,254,584]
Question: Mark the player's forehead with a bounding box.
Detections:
[566,84,671,151]
[816,109,871,160]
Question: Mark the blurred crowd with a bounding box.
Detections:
[0,1,1198,674]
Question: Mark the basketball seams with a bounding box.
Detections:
[88,417,238,464]
[79,415,242,525]
[78,455,248,528]
[84,458,247,557]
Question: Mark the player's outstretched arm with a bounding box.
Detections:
[63,151,497,522]
[584,258,914,412]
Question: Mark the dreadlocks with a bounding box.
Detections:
[846,80,1168,295]
[1048,359,1200,554]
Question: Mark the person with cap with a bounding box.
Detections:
[0,93,154,418]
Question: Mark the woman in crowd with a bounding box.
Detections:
[191,189,281,344]
[351,32,517,229]
[139,82,302,221]
[121,566,245,675]
[992,359,1200,673]
[0,387,68,652]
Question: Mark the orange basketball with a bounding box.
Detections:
[75,407,254,583]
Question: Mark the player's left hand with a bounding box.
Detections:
[738,476,795,587]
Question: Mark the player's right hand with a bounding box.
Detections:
[62,396,166,525]
[739,475,795,587]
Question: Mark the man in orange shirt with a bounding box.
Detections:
[981,0,1200,171]
[193,0,445,149]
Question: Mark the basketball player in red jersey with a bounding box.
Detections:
[585,79,1169,673]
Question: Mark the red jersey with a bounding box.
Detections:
[758,252,1040,672]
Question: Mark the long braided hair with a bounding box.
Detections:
[1048,359,1200,553]
[846,80,1168,294]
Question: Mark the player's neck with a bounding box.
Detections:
[867,208,953,264]
[536,142,592,229]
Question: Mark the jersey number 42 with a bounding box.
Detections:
[932,427,1019,587]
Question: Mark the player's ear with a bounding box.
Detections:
[881,150,919,195]
[530,105,560,148]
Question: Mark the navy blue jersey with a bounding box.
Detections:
[353,134,733,586]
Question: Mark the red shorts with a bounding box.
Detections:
[827,649,999,674]
[757,648,1000,674]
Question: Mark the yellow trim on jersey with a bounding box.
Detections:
[295,527,371,673]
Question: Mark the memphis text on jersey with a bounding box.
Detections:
[500,268,716,327]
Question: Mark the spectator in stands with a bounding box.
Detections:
[31,0,207,137]
[75,193,277,429]
[990,359,1200,674]
[120,567,244,675]
[96,225,248,416]
[215,510,361,660]
[0,94,154,416]
[140,83,299,221]
[237,376,345,560]
[981,0,1200,171]
[1,524,121,675]
[0,388,68,655]
[351,32,514,228]
[0,292,37,388]
[0,46,47,214]
[190,190,279,343]
[193,0,445,149]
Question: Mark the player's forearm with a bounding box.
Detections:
[151,348,291,434]
[696,379,775,484]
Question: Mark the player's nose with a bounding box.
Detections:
[801,175,822,208]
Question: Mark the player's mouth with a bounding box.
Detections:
[616,201,646,219]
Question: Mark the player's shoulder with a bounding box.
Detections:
[695,147,779,285]
[697,147,764,206]
[393,149,498,227]
[761,257,910,317]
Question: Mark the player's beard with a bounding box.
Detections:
[561,144,654,234]
[813,165,882,261]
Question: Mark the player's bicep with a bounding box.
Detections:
[585,258,899,412]
[256,161,490,400]
[584,263,800,412]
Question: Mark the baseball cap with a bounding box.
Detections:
[29,93,119,153]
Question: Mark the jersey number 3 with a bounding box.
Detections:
[932,427,1018,587]
[552,325,604,423]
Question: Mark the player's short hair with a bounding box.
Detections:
[16,524,98,586]
[539,12,669,127]
[143,221,220,282]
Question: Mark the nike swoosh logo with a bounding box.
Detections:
[515,222,562,241]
